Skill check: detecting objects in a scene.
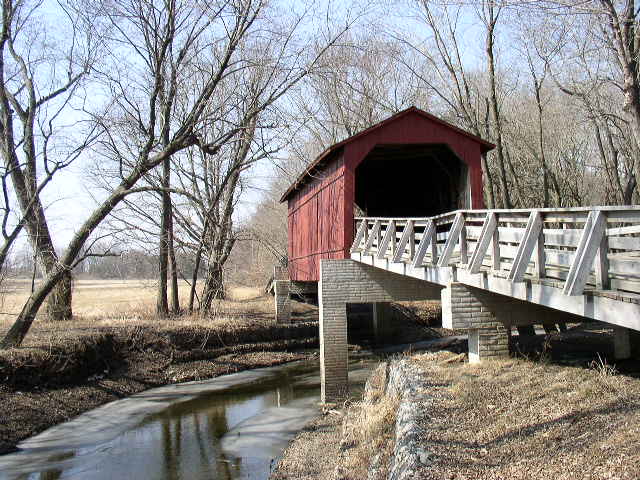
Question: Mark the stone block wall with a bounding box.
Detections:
[319,260,441,402]
[442,282,509,363]
[274,280,291,324]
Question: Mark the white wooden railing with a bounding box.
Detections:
[351,207,640,296]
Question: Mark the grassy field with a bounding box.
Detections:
[0,278,321,350]
[0,278,266,321]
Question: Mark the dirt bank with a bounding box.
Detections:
[274,327,640,480]
[0,317,320,455]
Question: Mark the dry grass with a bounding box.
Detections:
[273,365,399,480]
[409,351,640,480]
[336,389,399,479]
[0,279,286,322]
[0,280,317,350]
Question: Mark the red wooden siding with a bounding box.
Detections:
[286,108,492,283]
[288,154,347,282]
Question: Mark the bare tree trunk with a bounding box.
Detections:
[201,260,225,312]
[480,153,496,208]
[1,264,68,347]
[535,87,550,208]
[45,271,73,320]
[23,203,72,321]
[4,157,73,320]
[624,173,637,204]
[484,3,511,209]
[168,219,180,313]
[188,245,203,313]
[157,157,171,316]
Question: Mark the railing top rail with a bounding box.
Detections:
[354,205,640,224]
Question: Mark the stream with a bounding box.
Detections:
[0,357,377,480]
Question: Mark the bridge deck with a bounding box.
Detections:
[350,207,640,332]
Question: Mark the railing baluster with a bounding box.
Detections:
[469,212,497,274]
[437,213,465,267]
[393,220,414,263]
[362,220,381,256]
[377,220,396,260]
[412,220,435,267]
[508,210,543,283]
[351,219,368,252]
[565,210,607,295]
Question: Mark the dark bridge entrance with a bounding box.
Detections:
[354,143,469,218]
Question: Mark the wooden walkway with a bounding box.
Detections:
[350,207,640,332]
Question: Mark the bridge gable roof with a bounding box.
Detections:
[280,106,495,202]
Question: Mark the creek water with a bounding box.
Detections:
[0,357,376,480]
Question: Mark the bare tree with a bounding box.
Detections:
[0,0,100,320]
[396,1,501,207]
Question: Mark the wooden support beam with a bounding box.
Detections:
[468,212,497,274]
[564,210,607,296]
[437,213,465,267]
[351,219,368,252]
[362,220,381,256]
[377,220,396,260]
[508,211,543,283]
[393,221,414,263]
[412,220,436,267]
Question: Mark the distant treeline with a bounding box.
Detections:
[6,248,198,280]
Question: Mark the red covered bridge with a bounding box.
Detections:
[275,107,640,403]
[280,106,495,284]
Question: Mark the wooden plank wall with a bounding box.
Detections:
[288,154,347,282]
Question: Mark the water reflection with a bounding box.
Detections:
[0,360,373,480]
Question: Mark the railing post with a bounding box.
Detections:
[492,219,500,272]
[390,220,397,258]
[431,222,438,264]
[409,223,415,259]
[534,215,546,279]
[595,231,610,290]
[460,218,468,265]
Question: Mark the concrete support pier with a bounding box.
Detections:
[274,280,291,324]
[442,282,509,363]
[372,302,394,344]
[319,259,441,403]
[614,326,631,360]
